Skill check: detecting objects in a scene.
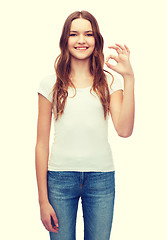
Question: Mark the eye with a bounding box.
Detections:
[69,33,77,36]
[86,33,93,36]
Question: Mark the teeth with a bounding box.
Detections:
[75,47,87,50]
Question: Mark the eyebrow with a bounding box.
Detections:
[70,30,93,33]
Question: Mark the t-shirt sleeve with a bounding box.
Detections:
[37,75,56,103]
[105,72,124,95]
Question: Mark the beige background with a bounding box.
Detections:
[1,0,167,239]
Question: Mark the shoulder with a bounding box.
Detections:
[37,73,57,103]
[39,73,57,88]
[104,70,124,95]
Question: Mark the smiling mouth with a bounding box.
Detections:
[74,47,89,50]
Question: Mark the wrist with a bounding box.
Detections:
[122,73,135,81]
[39,197,49,206]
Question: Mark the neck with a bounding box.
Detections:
[69,57,92,80]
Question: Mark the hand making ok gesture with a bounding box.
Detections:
[105,43,134,78]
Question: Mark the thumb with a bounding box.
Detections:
[106,54,118,62]
[51,211,59,227]
[105,61,117,71]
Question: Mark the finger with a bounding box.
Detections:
[124,44,130,54]
[47,219,59,233]
[108,46,121,54]
[42,219,59,233]
[51,212,59,228]
[115,43,125,51]
[106,54,118,62]
[105,61,117,71]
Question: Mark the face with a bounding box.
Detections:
[68,18,95,61]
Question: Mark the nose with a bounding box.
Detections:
[78,34,86,44]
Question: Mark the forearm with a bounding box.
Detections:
[117,75,135,137]
[35,144,49,205]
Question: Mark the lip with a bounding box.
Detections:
[74,47,89,50]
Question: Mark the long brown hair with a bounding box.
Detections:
[52,10,114,121]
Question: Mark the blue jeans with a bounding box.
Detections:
[47,171,115,240]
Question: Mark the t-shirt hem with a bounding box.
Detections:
[48,166,115,172]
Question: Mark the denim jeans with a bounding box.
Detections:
[47,171,115,240]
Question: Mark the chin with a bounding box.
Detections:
[70,49,94,61]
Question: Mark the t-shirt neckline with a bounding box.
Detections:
[69,85,92,90]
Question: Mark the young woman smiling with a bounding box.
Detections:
[35,10,135,240]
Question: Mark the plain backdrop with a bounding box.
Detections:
[0,0,167,239]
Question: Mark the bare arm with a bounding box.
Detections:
[35,93,59,232]
[109,75,135,137]
[105,43,135,137]
[35,93,52,204]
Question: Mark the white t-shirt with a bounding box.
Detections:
[37,71,123,172]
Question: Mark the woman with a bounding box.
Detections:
[35,10,135,240]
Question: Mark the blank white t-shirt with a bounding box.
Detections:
[37,71,123,172]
